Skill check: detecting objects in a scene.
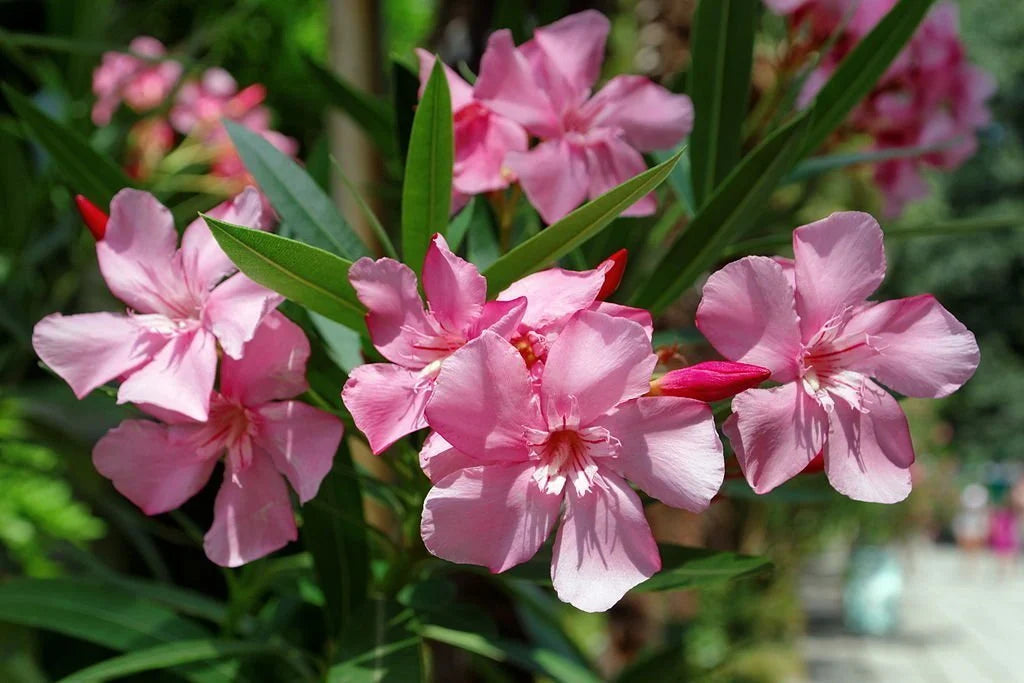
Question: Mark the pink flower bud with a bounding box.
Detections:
[74,194,108,241]
[596,249,628,300]
[651,361,771,402]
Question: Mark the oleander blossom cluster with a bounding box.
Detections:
[417,10,694,223]
[31,190,342,566]
[91,37,297,191]
[767,0,994,216]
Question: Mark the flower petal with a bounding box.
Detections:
[117,329,218,422]
[93,420,215,515]
[588,301,654,339]
[696,256,803,382]
[419,432,480,484]
[598,396,724,512]
[421,462,561,572]
[541,311,656,426]
[504,139,589,225]
[180,187,263,294]
[551,473,660,612]
[32,312,161,399]
[256,401,342,503]
[220,311,310,405]
[474,30,560,137]
[425,331,541,462]
[204,271,282,359]
[422,234,486,335]
[204,456,297,567]
[529,10,610,98]
[452,107,528,195]
[824,386,914,503]
[342,363,432,455]
[792,212,886,339]
[725,383,829,494]
[498,267,603,330]
[415,48,474,111]
[583,137,656,217]
[581,75,694,151]
[469,297,528,340]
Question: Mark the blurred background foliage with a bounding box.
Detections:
[1,0,1021,680]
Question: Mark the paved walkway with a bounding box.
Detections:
[799,541,1024,682]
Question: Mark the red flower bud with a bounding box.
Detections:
[596,249,628,300]
[74,194,108,241]
[650,361,771,402]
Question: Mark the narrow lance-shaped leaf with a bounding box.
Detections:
[204,216,365,330]
[484,150,683,295]
[3,84,130,206]
[632,114,810,312]
[401,58,453,274]
[224,121,369,259]
[634,545,771,592]
[688,0,757,208]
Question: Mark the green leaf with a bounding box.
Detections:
[632,114,809,312]
[785,140,960,184]
[3,85,130,206]
[224,121,369,260]
[688,0,757,207]
[635,545,771,592]
[303,441,370,640]
[801,0,936,156]
[204,216,364,329]
[391,59,420,163]
[328,599,421,682]
[58,640,278,683]
[484,150,682,295]
[446,196,478,251]
[305,57,397,158]
[401,58,453,274]
[417,625,602,683]
[653,146,695,217]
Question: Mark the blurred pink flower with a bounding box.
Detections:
[33,188,281,421]
[696,212,979,502]
[93,312,342,567]
[124,117,176,180]
[92,36,182,126]
[473,10,694,223]
[419,310,724,612]
[415,50,528,213]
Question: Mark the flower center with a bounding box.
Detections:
[192,396,260,476]
[525,398,619,497]
[799,310,880,412]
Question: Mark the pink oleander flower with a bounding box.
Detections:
[473,10,694,224]
[125,117,176,181]
[92,36,182,126]
[93,312,342,566]
[415,50,528,214]
[696,212,979,503]
[419,310,724,612]
[342,234,528,454]
[33,188,282,421]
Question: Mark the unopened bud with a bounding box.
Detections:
[74,194,108,241]
[596,249,628,300]
[650,361,770,402]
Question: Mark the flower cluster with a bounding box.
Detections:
[767,0,994,216]
[32,190,342,566]
[418,11,694,223]
[91,37,297,193]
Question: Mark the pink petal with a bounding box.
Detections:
[824,386,914,503]
[422,234,486,336]
[419,431,479,484]
[342,363,431,455]
[204,271,283,359]
[583,137,657,217]
[792,212,886,339]
[220,311,310,405]
[474,30,560,137]
[117,329,218,422]
[598,396,723,512]
[204,456,297,567]
[348,256,441,368]
[469,298,528,340]
[180,187,264,293]
[421,462,562,573]
[505,139,590,224]
[725,383,829,494]
[582,75,694,151]
[498,267,604,330]
[97,189,186,315]
[93,420,216,515]
[551,473,660,612]
[414,49,474,111]
[451,108,528,195]
[847,295,979,398]
[256,401,342,503]
[541,310,656,426]
[696,256,803,382]
[425,331,542,462]
[588,302,654,339]
[32,312,161,399]
[530,10,610,98]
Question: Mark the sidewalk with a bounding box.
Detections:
[799,541,1024,682]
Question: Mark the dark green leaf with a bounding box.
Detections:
[224,121,369,259]
[632,114,809,312]
[653,146,695,217]
[204,216,365,330]
[58,640,279,683]
[786,140,954,184]
[484,150,682,295]
[688,0,757,207]
[391,59,420,163]
[328,599,421,683]
[635,545,771,592]
[401,58,453,274]
[446,196,478,251]
[3,85,130,206]
[305,57,397,158]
